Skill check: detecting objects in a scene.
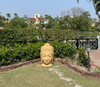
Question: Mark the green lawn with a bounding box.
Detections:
[0,63,100,87]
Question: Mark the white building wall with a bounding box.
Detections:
[34,14,40,18]
[97,36,100,50]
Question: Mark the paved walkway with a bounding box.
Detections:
[89,50,100,67]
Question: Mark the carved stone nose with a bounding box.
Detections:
[46,58,48,61]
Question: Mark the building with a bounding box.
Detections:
[29,14,46,25]
[91,20,99,26]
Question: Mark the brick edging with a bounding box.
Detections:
[0,58,100,79]
[54,58,100,79]
[0,59,41,72]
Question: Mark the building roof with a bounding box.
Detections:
[29,18,36,20]
[29,17,46,21]
[37,17,46,20]
[91,20,100,23]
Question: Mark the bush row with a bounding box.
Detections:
[0,29,71,46]
[0,29,38,46]
[0,41,76,66]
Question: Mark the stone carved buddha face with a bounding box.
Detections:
[40,43,54,67]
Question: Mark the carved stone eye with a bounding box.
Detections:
[48,55,51,57]
[43,55,46,57]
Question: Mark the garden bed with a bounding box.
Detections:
[0,58,100,80]
[0,60,100,87]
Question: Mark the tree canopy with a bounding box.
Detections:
[77,0,100,21]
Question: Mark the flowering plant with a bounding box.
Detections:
[60,55,64,58]
[90,63,93,66]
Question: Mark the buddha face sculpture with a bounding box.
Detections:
[40,43,54,67]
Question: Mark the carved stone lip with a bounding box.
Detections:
[42,60,52,65]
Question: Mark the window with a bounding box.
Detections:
[36,15,38,18]
[31,21,35,23]
[40,21,44,24]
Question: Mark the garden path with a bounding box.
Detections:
[89,50,100,67]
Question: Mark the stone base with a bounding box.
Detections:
[42,64,52,67]
[36,64,42,67]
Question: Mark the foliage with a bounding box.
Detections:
[0,29,72,46]
[10,17,28,28]
[77,47,88,67]
[70,15,91,32]
[0,42,44,66]
[4,13,28,29]
[0,29,38,46]
[37,29,72,42]
[4,22,15,29]
[0,40,76,66]
[91,26,98,31]
[0,15,6,27]
[57,16,71,29]
[53,10,92,31]
[77,0,100,21]
[95,22,100,30]
[45,15,55,28]
[51,40,76,58]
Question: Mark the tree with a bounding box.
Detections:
[5,14,28,29]
[61,7,85,17]
[45,15,55,28]
[10,17,28,28]
[81,11,91,19]
[6,13,11,22]
[0,15,6,27]
[59,7,91,31]
[77,0,100,21]
[6,13,11,19]
[14,13,19,18]
[58,15,71,29]
[23,15,28,21]
[70,15,91,32]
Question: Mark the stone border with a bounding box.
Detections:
[54,58,100,80]
[0,59,41,72]
[0,58,100,79]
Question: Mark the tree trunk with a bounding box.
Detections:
[92,0,100,22]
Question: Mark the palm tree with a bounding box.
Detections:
[14,13,18,18]
[6,13,11,18]
[45,15,52,23]
[55,16,60,23]
[6,13,11,22]
[81,11,91,19]
[77,0,100,22]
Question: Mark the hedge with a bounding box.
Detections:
[0,41,76,66]
[0,29,71,46]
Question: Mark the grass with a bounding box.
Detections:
[0,63,100,87]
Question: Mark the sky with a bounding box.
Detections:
[0,0,99,20]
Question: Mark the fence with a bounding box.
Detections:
[64,38,98,50]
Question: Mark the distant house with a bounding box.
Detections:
[0,27,4,29]
[91,20,99,26]
[29,14,46,25]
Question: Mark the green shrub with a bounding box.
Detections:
[77,47,88,67]
[0,40,77,66]
[0,42,44,66]
[51,40,76,58]
[0,29,38,46]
